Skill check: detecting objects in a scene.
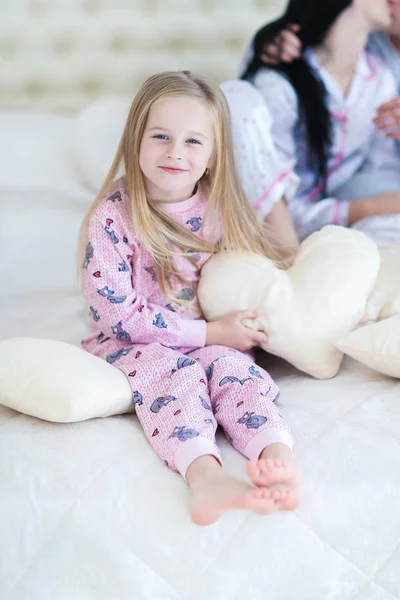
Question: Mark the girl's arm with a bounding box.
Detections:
[263,196,299,262]
[83,215,206,349]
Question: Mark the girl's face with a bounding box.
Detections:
[139,97,214,203]
[352,0,392,31]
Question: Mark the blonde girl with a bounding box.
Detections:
[79,70,301,526]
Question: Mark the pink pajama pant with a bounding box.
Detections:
[89,340,293,479]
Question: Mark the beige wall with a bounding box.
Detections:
[0,0,285,112]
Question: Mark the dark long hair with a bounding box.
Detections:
[242,0,352,186]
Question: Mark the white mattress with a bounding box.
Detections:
[1,111,400,600]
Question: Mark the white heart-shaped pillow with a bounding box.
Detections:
[198,226,380,379]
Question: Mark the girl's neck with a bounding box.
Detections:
[148,183,197,205]
[313,10,370,95]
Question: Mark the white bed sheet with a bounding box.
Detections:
[1,112,400,600]
[1,353,400,600]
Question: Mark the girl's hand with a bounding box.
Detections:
[206,310,267,351]
[373,96,400,139]
[260,24,302,65]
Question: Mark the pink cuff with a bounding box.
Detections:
[244,428,293,461]
[178,319,206,348]
[174,437,222,480]
[333,200,350,226]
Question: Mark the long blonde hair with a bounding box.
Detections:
[78,70,280,298]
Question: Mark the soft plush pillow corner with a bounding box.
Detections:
[337,315,400,378]
[0,337,134,423]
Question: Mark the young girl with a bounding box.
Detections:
[79,70,301,526]
[224,0,400,244]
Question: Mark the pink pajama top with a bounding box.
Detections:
[81,179,216,354]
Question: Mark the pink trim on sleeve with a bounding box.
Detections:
[255,169,292,210]
[178,319,207,349]
[333,201,341,225]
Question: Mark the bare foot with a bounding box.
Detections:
[247,457,301,511]
[189,471,279,526]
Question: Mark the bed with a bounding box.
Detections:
[1,2,400,599]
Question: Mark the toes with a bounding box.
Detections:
[246,460,261,480]
[276,488,302,511]
[259,458,288,472]
[251,487,265,500]
[270,488,284,502]
[251,487,278,515]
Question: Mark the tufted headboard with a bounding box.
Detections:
[1,0,285,113]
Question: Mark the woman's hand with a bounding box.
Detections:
[206,310,267,351]
[260,24,302,65]
[373,96,400,139]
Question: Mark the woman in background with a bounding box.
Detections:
[223,0,400,243]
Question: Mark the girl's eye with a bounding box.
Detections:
[187,138,201,145]
[153,134,168,140]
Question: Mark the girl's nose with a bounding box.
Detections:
[165,142,183,160]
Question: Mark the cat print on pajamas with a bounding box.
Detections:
[104,223,119,244]
[249,365,263,379]
[178,288,195,302]
[260,387,280,403]
[169,425,200,441]
[150,395,178,413]
[152,313,167,329]
[89,306,100,321]
[186,249,201,262]
[108,190,122,202]
[106,346,134,364]
[133,391,143,406]
[171,357,197,375]
[118,261,129,272]
[111,321,132,342]
[144,266,157,281]
[97,286,127,304]
[206,358,222,382]
[219,375,253,387]
[96,332,110,344]
[237,411,267,429]
[200,396,212,411]
[186,217,202,232]
[83,242,94,269]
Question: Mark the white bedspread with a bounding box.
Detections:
[1,355,400,600]
[1,111,400,600]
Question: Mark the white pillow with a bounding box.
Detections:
[0,338,134,422]
[73,99,129,192]
[198,225,380,379]
[362,244,400,323]
[337,316,400,378]
[0,111,85,196]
